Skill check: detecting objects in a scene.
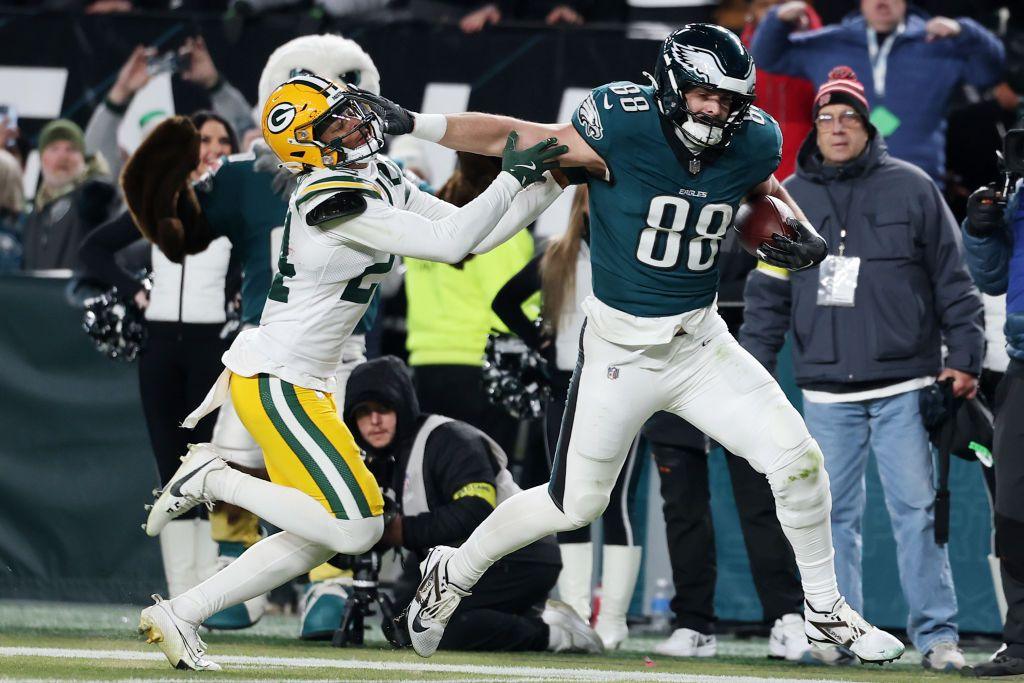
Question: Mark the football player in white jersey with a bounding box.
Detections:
[136,73,568,671]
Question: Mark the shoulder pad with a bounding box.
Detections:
[307,192,367,226]
[296,171,384,206]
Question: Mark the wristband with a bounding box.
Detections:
[205,74,224,94]
[412,112,447,143]
[104,95,129,115]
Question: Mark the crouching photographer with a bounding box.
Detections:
[342,356,602,653]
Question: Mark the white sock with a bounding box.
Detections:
[171,531,333,625]
[447,485,574,589]
[796,550,842,612]
[768,453,841,612]
[203,466,381,554]
[159,519,200,598]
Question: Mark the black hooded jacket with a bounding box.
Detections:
[344,356,560,566]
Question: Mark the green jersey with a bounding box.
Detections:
[198,152,378,332]
[572,81,781,317]
[199,153,282,326]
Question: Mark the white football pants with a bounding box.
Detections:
[448,311,839,609]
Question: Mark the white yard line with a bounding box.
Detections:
[1,646,843,683]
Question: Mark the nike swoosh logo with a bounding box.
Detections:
[410,613,431,634]
[701,339,711,347]
[169,462,207,498]
[603,94,613,110]
[808,619,854,647]
[514,162,536,171]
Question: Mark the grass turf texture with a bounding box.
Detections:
[0,601,993,682]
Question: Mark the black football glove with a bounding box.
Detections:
[756,218,828,271]
[965,185,1007,237]
[501,131,568,187]
[348,87,415,136]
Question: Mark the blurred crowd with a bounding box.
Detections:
[2,0,1024,674]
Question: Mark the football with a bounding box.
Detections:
[734,195,797,256]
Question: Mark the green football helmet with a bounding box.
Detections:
[653,24,756,150]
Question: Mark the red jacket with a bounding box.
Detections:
[742,8,822,180]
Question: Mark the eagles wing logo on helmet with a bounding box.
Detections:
[577,93,604,141]
[671,43,727,86]
[266,102,296,134]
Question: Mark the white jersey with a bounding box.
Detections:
[223,156,564,393]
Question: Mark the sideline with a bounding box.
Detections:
[2,646,841,682]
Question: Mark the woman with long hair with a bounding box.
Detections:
[79,110,239,602]
[491,185,644,650]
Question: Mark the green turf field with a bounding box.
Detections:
[0,601,997,681]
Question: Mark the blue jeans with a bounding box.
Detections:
[803,390,958,653]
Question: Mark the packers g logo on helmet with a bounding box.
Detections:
[261,73,385,174]
[266,102,296,134]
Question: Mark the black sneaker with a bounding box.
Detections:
[962,654,1024,677]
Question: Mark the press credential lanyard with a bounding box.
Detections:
[822,184,856,256]
[866,22,905,98]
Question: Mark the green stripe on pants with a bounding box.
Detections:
[281,382,373,519]
[257,374,348,519]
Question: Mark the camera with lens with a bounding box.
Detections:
[996,128,1024,200]
[323,492,409,648]
[146,48,191,77]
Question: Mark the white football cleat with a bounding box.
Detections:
[653,627,718,658]
[138,595,220,671]
[405,546,470,657]
[543,599,604,654]
[804,598,904,664]
[145,444,226,537]
[769,613,813,661]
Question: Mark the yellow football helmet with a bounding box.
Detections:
[261,73,384,173]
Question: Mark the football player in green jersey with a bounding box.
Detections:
[366,24,905,664]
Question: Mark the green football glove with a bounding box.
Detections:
[501,132,568,187]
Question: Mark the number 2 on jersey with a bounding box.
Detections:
[268,214,393,306]
[635,196,733,272]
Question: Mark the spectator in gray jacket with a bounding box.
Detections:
[740,67,983,672]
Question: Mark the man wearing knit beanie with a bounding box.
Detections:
[37,119,87,202]
[22,118,115,270]
[39,119,85,155]
[812,67,870,126]
[743,65,983,673]
[812,67,873,167]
